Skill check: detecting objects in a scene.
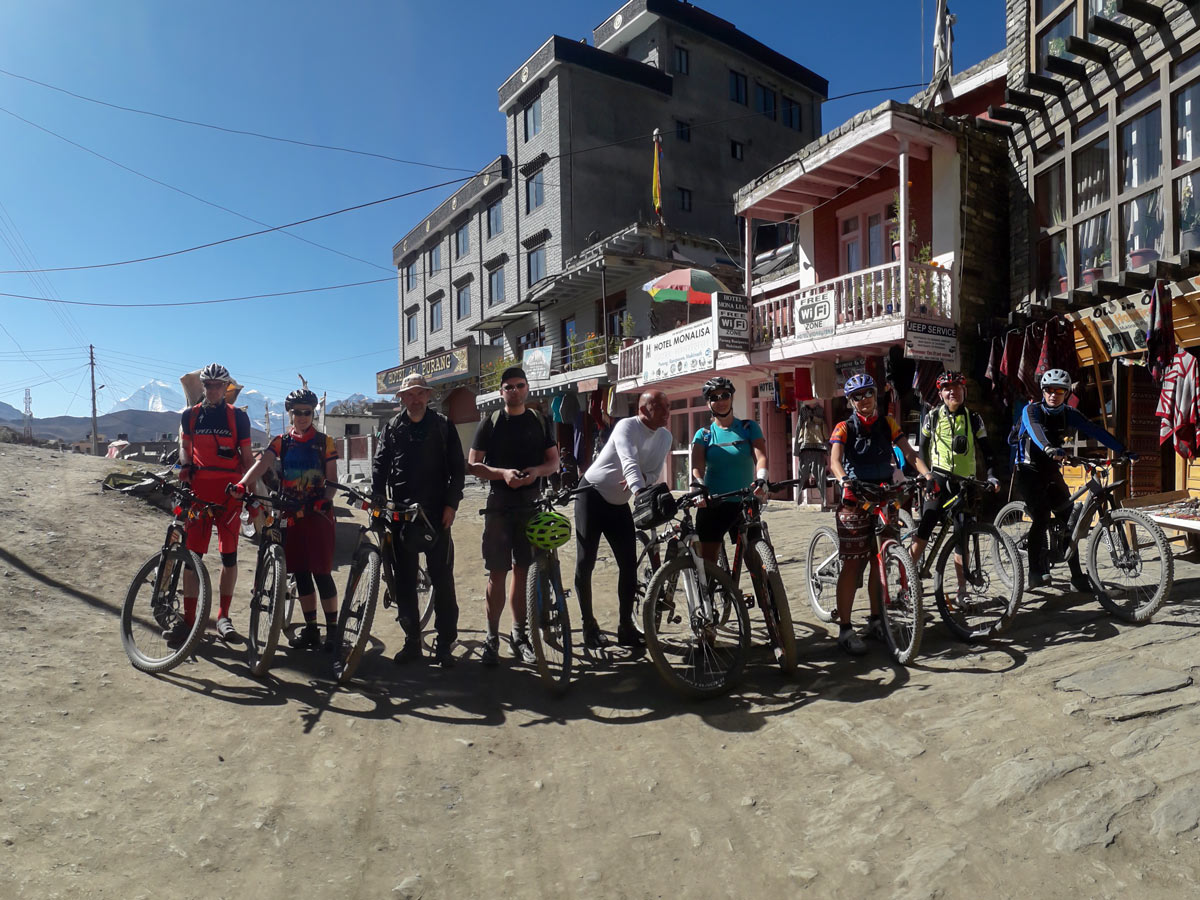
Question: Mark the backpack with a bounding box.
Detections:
[488,407,552,446]
[696,418,755,449]
[186,402,240,471]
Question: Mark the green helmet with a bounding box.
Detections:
[525,510,571,550]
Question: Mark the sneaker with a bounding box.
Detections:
[1070,573,1093,594]
[616,622,645,648]
[863,616,886,642]
[432,636,456,668]
[480,633,500,667]
[583,620,607,650]
[293,622,321,650]
[393,635,422,665]
[837,628,867,656]
[510,627,537,665]
[164,620,191,650]
[1027,571,1049,589]
[322,627,339,653]
[216,616,239,642]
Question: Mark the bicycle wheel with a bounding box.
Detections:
[934,523,1022,643]
[1087,509,1174,623]
[416,565,436,629]
[805,526,841,623]
[879,542,923,664]
[897,508,916,542]
[751,540,797,673]
[246,543,287,677]
[994,501,1032,579]
[526,558,572,694]
[120,547,212,674]
[633,530,661,616]
[642,556,750,699]
[334,547,380,684]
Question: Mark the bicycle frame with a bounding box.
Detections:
[916,479,988,579]
[1050,458,1123,560]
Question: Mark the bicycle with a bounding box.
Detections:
[521,488,584,693]
[804,478,925,664]
[640,489,751,698]
[994,454,1173,623]
[328,480,436,684]
[911,477,1024,642]
[119,470,227,674]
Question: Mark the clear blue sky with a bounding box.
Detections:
[0,0,1003,418]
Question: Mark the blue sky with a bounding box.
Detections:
[0,0,1004,418]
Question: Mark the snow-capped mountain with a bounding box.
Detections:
[107,380,187,415]
[239,389,287,433]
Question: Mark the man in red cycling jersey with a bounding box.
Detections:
[170,363,255,648]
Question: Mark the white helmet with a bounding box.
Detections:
[1039,368,1072,391]
[200,362,231,383]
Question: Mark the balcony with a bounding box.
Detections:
[477,333,621,396]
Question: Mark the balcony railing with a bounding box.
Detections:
[751,259,953,347]
[477,334,620,393]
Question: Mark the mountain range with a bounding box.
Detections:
[107,380,289,431]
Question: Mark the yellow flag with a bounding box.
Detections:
[651,130,662,220]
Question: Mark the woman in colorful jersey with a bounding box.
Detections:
[235,388,340,650]
[828,373,933,655]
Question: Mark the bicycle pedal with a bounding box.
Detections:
[740,593,754,609]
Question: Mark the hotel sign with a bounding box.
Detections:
[376,347,471,393]
[713,292,750,352]
[643,320,715,381]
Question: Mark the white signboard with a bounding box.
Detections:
[905,318,960,366]
[1068,295,1152,357]
[644,320,715,381]
[521,346,553,383]
[794,290,836,342]
[713,292,750,352]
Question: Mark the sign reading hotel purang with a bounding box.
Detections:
[376,347,469,393]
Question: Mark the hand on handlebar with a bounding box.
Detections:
[987,475,1001,492]
[1123,451,1140,463]
[226,482,248,500]
[1047,447,1067,460]
[690,479,708,507]
[751,477,769,497]
[179,464,196,485]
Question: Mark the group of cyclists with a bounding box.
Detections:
[163,354,1132,673]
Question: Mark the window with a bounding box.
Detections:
[344,424,361,436]
[487,200,503,238]
[729,70,747,105]
[781,96,802,130]
[517,326,544,353]
[429,298,443,332]
[675,120,691,142]
[427,243,441,274]
[678,187,692,212]
[1073,137,1110,215]
[456,284,471,320]
[755,82,777,121]
[488,267,506,306]
[488,331,504,347]
[1036,163,1067,229]
[405,312,418,343]
[525,170,544,212]
[1037,11,1076,75]
[1175,80,1200,165]
[527,246,547,286]
[523,96,541,142]
[455,223,470,259]
[561,316,577,365]
[730,140,744,160]
[674,45,689,75]
[841,214,861,273]
[1120,106,1162,191]
[1076,210,1111,282]
[1121,189,1163,267]
[404,261,417,292]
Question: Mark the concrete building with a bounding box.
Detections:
[385,0,828,438]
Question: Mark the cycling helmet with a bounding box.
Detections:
[1040,368,1072,391]
[200,363,231,384]
[525,510,572,550]
[936,371,966,389]
[285,388,319,411]
[843,373,876,397]
[702,376,735,400]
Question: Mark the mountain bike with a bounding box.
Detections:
[523,488,584,694]
[119,471,225,674]
[640,489,751,698]
[912,476,1023,642]
[994,454,1173,623]
[328,480,436,684]
[804,479,925,664]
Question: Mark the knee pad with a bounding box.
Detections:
[315,573,337,601]
[293,571,315,596]
[220,550,238,568]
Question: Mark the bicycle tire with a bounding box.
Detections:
[1087,508,1174,624]
[417,565,436,629]
[246,543,287,677]
[335,547,380,684]
[994,501,1032,578]
[880,542,923,665]
[642,556,750,699]
[526,559,572,694]
[933,523,1022,643]
[633,530,660,612]
[120,547,212,674]
[805,526,841,623]
[897,508,916,542]
[750,540,797,673]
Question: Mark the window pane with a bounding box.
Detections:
[867,214,883,266]
[841,216,859,235]
[1038,11,1077,75]
[1121,189,1162,267]
[487,202,503,237]
[1075,211,1111,283]
[489,268,505,306]
[674,46,688,75]
[1120,105,1162,191]
[1036,163,1066,228]
[457,285,471,319]
[1036,232,1070,298]
[1174,80,1200,165]
[845,239,860,273]
[1073,137,1110,214]
[430,301,442,332]
[1178,172,1200,250]
[1087,0,1127,25]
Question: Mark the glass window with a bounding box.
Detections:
[781,96,802,130]
[456,284,471,320]
[430,299,443,332]
[730,140,743,160]
[523,97,541,142]
[1174,47,1200,81]
[1036,163,1067,229]
[1037,231,1070,297]
[404,261,417,292]
[674,46,689,75]
[405,312,418,343]
[844,239,860,273]
[455,223,470,259]
[1077,109,1108,140]
[1073,137,1110,214]
[755,82,777,120]
[427,244,441,274]
[488,267,505,306]
[1177,172,1200,249]
[489,331,504,347]
[729,70,747,105]
[1121,189,1163,266]
[1038,11,1077,75]
[678,187,692,211]
[1087,0,1127,24]
[1120,106,1162,191]
[867,213,884,266]
[561,316,577,364]
[527,246,546,286]
[1174,80,1200,165]
[487,201,503,238]
[675,120,691,142]
[525,170,544,212]
[1121,79,1158,113]
[1076,210,1111,282]
[841,215,859,235]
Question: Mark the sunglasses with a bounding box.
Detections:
[501,382,528,391]
[849,390,876,401]
[1043,387,1068,396]
[203,381,226,389]
[292,409,314,416]
[707,391,732,402]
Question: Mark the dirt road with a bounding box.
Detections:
[2,442,1199,898]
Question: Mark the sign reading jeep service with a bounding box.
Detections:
[904,318,959,366]
[643,320,715,381]
[794,290,836,342]
[713,292,750,352]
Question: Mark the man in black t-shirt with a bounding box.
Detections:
[468,366,559,666]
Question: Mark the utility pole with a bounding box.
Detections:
[22,388,33,444]
[89,344,99,455]
[264,398,271,442]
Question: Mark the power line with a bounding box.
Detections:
[0,275,393,307]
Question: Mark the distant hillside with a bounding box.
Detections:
[21,409,266,443]
[0,400,21,419]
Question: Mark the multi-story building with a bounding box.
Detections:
[381,0,828,442]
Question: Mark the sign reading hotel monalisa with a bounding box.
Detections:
[643,320,715,381]
[713,293,750,352]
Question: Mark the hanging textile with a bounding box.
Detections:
[984,335,1004,398]
[1145,279,1175,387]
[811,360,836,399]
[998,329,1023,402]
[1036,317,1077,382]
[793,367,814,402]
[1157,349,1200,458]
[1016,322,1045,399]
[913,359,944,405]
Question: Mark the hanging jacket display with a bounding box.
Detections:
[1016,321,1046,399]
[912,360,944,405]
[1145,279,1176,387]
[1036,318,1077,382]
[998,329,1023,400]
[1157,348,1200,458]
[984,335,1004,400]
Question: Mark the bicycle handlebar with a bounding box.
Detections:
[700,477,802,505]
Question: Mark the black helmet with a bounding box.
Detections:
[285,388,319,411]
[702,376,735,399]
[200,363,231,383]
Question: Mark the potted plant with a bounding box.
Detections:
[888,191,921,261]
[1180,179,1200,252]
[620,312,637,347]
[1082,247,1107,285]
[1129,193,1161,268]
[1048,36,1067,60]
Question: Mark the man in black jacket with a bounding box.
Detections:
[372,373,465,666]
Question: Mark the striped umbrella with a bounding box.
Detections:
[642,268,730,305]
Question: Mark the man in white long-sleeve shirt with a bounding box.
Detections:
[574,389,672,649]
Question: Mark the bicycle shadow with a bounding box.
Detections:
[0,544,118,616]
